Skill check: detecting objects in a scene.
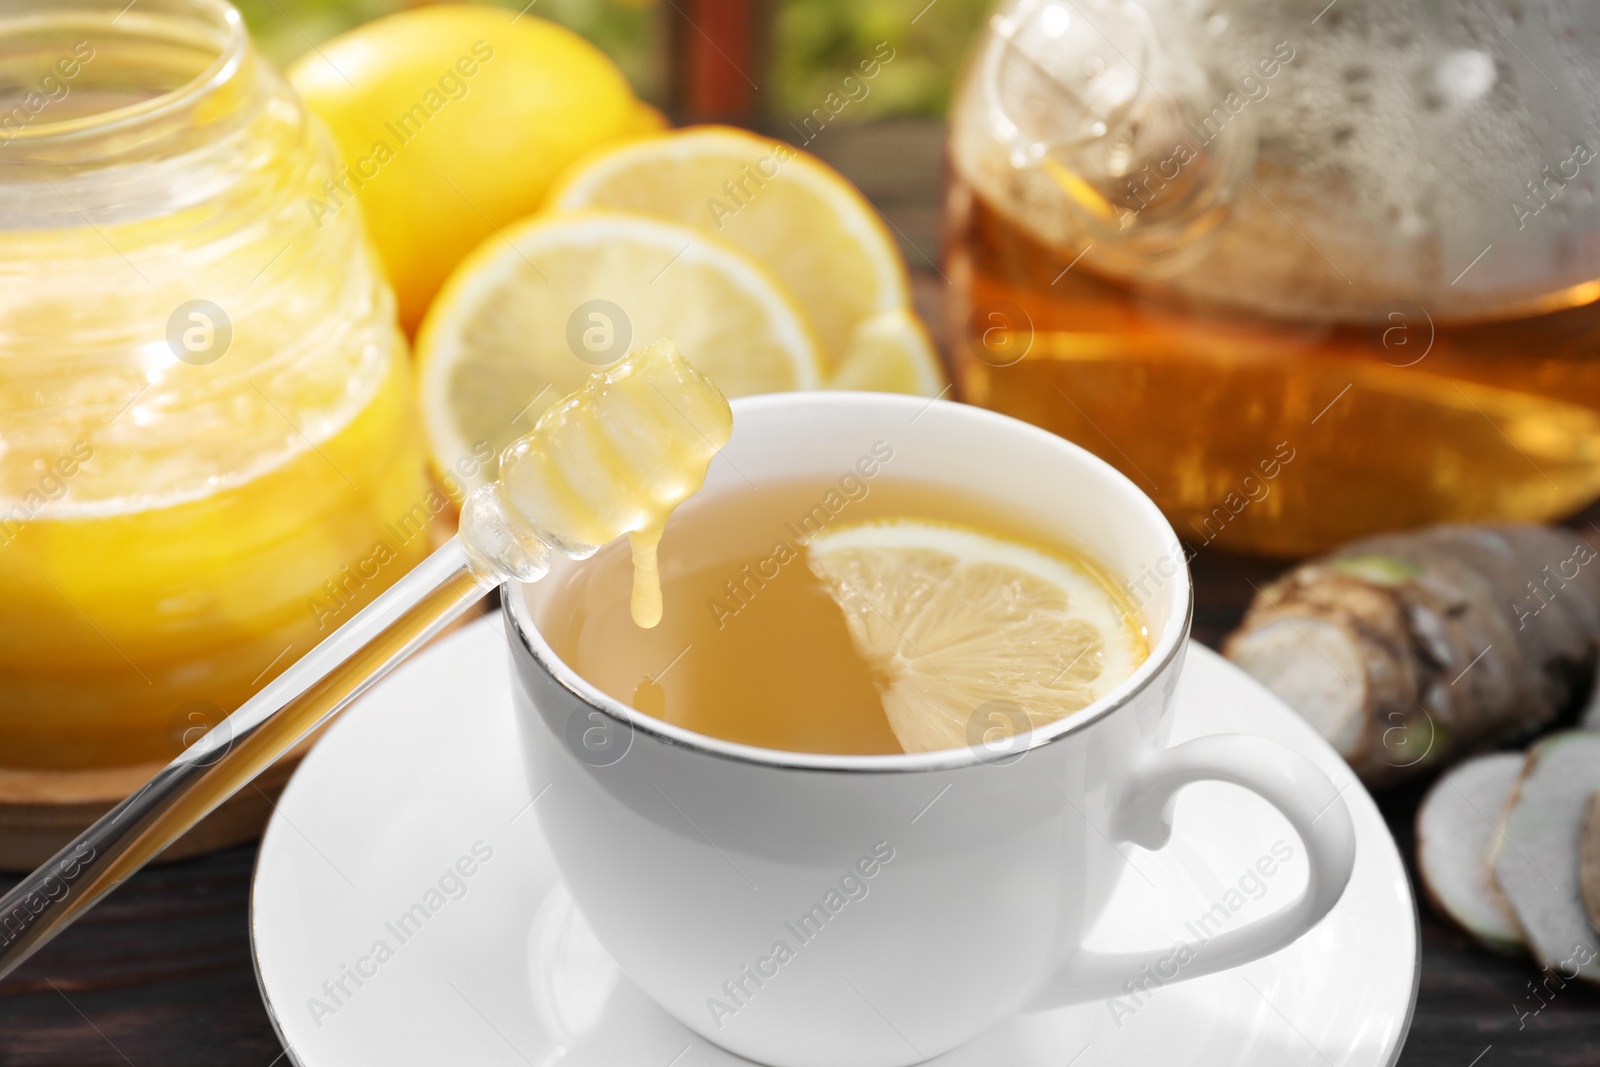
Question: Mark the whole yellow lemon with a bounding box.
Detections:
[288,5,638,332]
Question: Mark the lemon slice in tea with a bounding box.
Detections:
[805,519,1147,754]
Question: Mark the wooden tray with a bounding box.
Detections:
[0,739,313,872]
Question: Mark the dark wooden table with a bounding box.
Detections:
[3,121,1598,1066]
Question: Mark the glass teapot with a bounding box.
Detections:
[947,0,1600,554]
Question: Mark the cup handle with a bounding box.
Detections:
[1029,734,1357,1007]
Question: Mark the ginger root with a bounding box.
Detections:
[1223,524,1600,787]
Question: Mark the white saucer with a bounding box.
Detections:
[252,617,1418,1067]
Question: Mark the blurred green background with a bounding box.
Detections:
[235,0,991,120]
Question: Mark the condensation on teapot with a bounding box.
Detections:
[954,0,1600,322]
[963,0,1256,275]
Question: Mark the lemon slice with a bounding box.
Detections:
[806,520,1146,754]
[548,125,911,371]
[417,210,822,488]
[829,307,948,397]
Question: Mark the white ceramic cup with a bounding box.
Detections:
[505,393,1356,1067]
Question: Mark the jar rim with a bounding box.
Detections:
[2,0,249,146]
